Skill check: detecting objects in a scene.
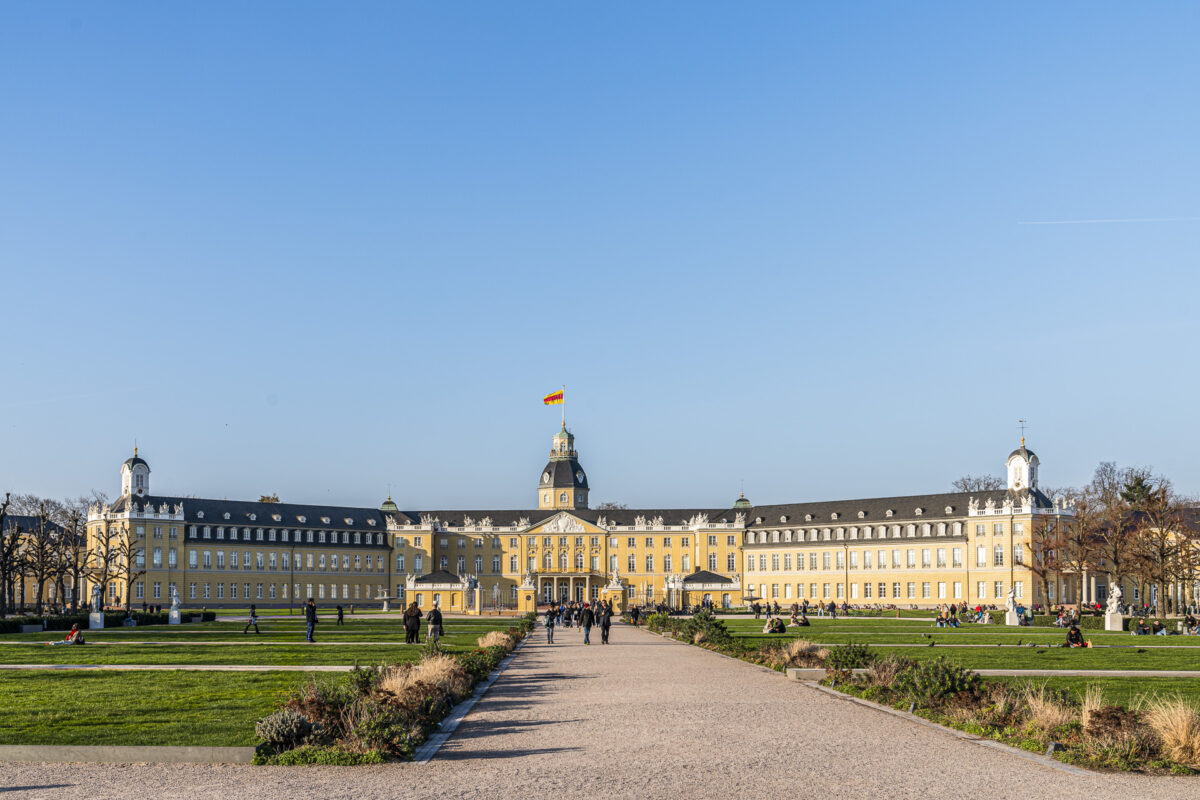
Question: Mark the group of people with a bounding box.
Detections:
[761,603,812,633]
[542,600,614,644]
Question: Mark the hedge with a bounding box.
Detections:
[0,610,215,634]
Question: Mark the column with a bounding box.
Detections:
[585,575,589,602]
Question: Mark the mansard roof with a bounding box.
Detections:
[112,494,389,531]
[1,515,68,536]
[413,570,465,584]
[682,570,735,585]
[744,489,1051,528]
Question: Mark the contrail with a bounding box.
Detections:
[1018,216,1200,225]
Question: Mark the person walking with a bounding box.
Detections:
[403,601,422,644]
[580,602,595,645]
[599,602,612,644]
[544,603,556,643]
[425,602,444,643]
[304,598,318,642]
[243,604,260,635]
[630,605,640,627]
[336,605,344,626]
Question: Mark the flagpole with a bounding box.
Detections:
[561,384,566,428]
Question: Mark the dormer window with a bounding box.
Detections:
[367,518,376,526]
[197,511,205,519]
[321,517,330,524]
[345,518,353,525]
[830,512,839,520]
[780,515,788,523]
[272,514,281,522]
[223,512,230,520]
[915,508,924,516]
[804,514,812,522]
[944,506,954,514]
[249,514,256,521]
[885,509,894,518]
[298,516,306,524]
[857,510,866,519]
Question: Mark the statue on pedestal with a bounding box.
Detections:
[170,587,180,611]
[1004,587,1016,614]
[90,584,102,613]
[1105,583,1123,615]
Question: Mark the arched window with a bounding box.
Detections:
[543,552,552,570]
[559,492,568,504]
[559,552,568,570]
[575,552,584,569]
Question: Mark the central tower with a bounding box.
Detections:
[538,423,589,511]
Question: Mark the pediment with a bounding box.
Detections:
[527,512,603,535]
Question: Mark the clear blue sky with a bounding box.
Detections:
[3,3,1198,509]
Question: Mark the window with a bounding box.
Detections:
[645,537,654,548]
[849,551,858,569]
[575,552,584,569]
[559,492,568,504]
[822,583,831,599]
[708,553,717,570]
[951,548,962,568]
[281,552,290,570]
[203,583,211,599]
[976,581,986,599]
[906,550,916,568]
[189,551,198,568]
[892,582,901,599]
[822,553,831,570]
[1015,581,1024,599]
[168,548,177,567]
[216,552,225,569]
[217,583,224,599]
[663,554,673,572]
[836,583,844,598]
[993,523,1003,535]
[783,553,792,570]
[921,582,931,599]
[509,555,517,572]
[492,556,501,573]
[935,548,945,568]
[891,550,900,568]
[727,553,736,571]
[269,584,276,599]
[809,553,818,570]
[475,556,484,573]
[937,582,946,598]
[645,555,654,572]
[318,554,326,570]
[771,554,780,571]
[1013,544,1024,565]
[414,555,423,572]
[628,554,636,573]
[758,554,767,571]
[863,582,871,599]
[559,553,568,570]
[976,545,986,567]
[993,545,1004,567]
[921,549,931,568]
[189,583,197,599]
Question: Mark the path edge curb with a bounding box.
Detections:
[0,745,255,764]
[413,634,529,763]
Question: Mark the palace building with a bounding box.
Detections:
[86,428,1072,613]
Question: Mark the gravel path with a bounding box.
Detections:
[4,623,1198,799]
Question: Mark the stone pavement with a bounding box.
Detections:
[4,622,1199,800]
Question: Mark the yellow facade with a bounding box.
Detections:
[82,435,1068,615]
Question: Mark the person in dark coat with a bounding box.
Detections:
[336,605,344,626]
[403,601,422,644]
[580,602,595,645]
[304,598,318,642]
[425,603,444,643]
[630,605,640,627]
[544,603,557,643]
[599,602,612,644]
[243,603,260,634]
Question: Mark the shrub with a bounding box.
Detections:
[1081,704,1156,767]
[825,643,874,671]
[892,657,979,707]
[456,647,504,681]
[255,709,321,753]
[1142,696,1200,769]
[865,654,915,687]
[477,630,515,652]
[255,745,386,766]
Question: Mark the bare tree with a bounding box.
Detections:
[1024,515,1063,608]
[1127,476,1188,613]
[24,499,60,615]
[594,502,628,510]
[0,493,18,616]
[1057,486,1097,604]
[952,475,1004,492]
[110,530,147,612]
[85,524,123,612]
[258,494,280,503]
[1085,462,1146,598]
[51,499,90,612]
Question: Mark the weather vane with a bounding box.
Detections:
[1018,418,1028,447]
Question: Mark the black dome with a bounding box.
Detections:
[540,459,587,490]
[123,456,149,469]
[1008,447,1036,461]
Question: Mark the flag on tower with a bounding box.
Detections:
[543,388,564,405]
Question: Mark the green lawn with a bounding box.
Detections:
[0,670,331,746]
[982,675,1200,705]
[0,616,525,745]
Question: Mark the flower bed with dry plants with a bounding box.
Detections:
[251,612,536,765]
[823,647,1200,775]
[648,612,1200,775]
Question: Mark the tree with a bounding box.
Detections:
[594,502,628,510]
[50,498,91,611]
[110,529,147,612]
[0,493,18,615]
[24,499,59,615]
[1126,476,1188,613]
[952,475,1004,492]
[258,494,280,503]
[1057,486,1096,603]
[1025,515,1063,607]
[1085,462,1146,599]
[85,523,123,611]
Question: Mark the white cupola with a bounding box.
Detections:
[1005,440,1038,491]
[121,448,151,497]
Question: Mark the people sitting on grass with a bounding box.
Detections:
[1065,624,1086,648]
[792,612,810,627]
[1152,619,1167,636]
[1184,614,1199,636]
[50,624,84,645]
[762,616,787,634]
[1133,618,1152,635]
